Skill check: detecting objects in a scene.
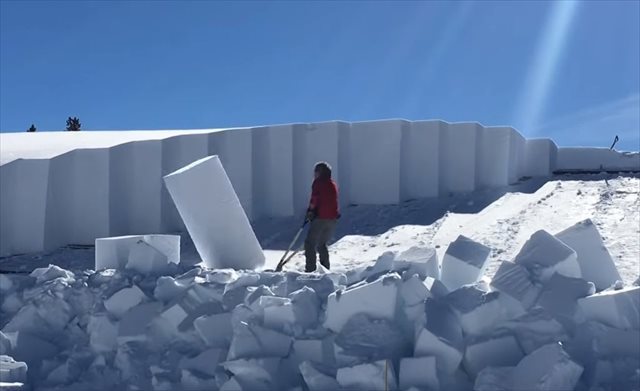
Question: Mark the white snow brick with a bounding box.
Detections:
[398,356,438,391]
[514,230,580,282]
[126,239,171,274]
[447,284,513,337]
[0,356,27,384]
[163,155,264,269]
[414,299,464,374]
[511,343,583,391]
[194,313,233,348]
[87,315,118,353]
[349,120,403,204]
[179,348,226,377]
[463,334,524,377]
[555,219,622,291]
[337,360,398,391]
[227,322,293,360]
[490,261,541,311]
[261,296,296,332]
[394,246,439,279]
[95,234,180,271]
[299,361,339,391]
[502,308,569,355]
[578,286,640,329]
[324,274,400,333]
[289,286,321,330]
[474,366,514,391]
[29,265,75,285]
[440,235,491,291]
[103,285,147,318]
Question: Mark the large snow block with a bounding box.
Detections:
[337,360,397,391]
[348,120,403,204]
[415,299,464,374]
[400,120,441,200]
[394,246,439,279]
[164,155,264,269]
[578,286,640,329]
[447,285,516,336]
[536,273,594,330]
[0,355,27,383]
[227,322,293,360]
[161,134,209,231]
[208,128,253,219]
[556,147,640,172]
[440,235,491,291]
[109,140,163,236]
[511,343,583,391]
[293,122,340,212]
[514,230,580,282]
[0,159,49,256]
[324,274,400,332]
[95,234,180,270]
[398,356,438,391]
[478,126,523,188]
[439,122,482,194]
[252,125,294,218]
[463,334,524,377]
[522,138,558,177]
[45,148,111,247]
[555,219,621,291]
[490,261,541,311]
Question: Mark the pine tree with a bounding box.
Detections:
[66,117,81,131]
[27,124,36,132]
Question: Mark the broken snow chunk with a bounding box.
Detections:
[181,369,218,391]
[424,276,449,298]
[490,261,541,310]
[324,273,400,333]
[336,314,412,361]
[399,274,431,325]
[292,339,334,367]
[260,296,296,333]
[414,299,464,374]
[126,239,170,274]
[536,273,594,330]
[394,246,439,279]
[160,303,189,331]
[446,284,514,336]
[3,331,58,365]
[299,361,339,391]
[179,348,226,377]
[30,264,75,285]
[398,356,438,391]
[514,230,580,282]
[0,332,12,356]
[511,343,583,391]
[104,285,147,318]
[578,286,640,329]
[118,302,163,343]
[289,287,321,330]
[474,366,514,391]
[220,357,280,391]
[555,218,621,291]
[463,333,524,377]
[227,322,292,360]
[440,235,491,291]
[87,315,118,353]
[337,360,397,391]
[502,308,569,354]
[154,276,192,303]
[194,313,233,348]
[0,355,27,383]
[95,234,180,271]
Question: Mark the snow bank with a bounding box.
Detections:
[556,147,640,172]
[163,155,264,269]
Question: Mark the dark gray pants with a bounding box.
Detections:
[304,218,337,272]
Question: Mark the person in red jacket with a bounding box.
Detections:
[304,161,339,272]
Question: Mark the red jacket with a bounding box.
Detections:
[309,177,340,219]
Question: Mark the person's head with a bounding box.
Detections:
[314,161,332,179]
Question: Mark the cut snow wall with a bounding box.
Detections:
[478,127,526,188]
[556,148,640,172]
[440,122,482,194]
[522,138,558,177]
[400,120,441,200]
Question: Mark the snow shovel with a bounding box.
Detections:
[275,219,308,272]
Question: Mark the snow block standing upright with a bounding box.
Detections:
[305,162,340,273]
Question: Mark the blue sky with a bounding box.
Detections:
[1,1,638,150]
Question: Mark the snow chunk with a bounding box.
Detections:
[118,302,163,343]
[227,322,293,360]
[463,333,524,377]
[502,308,569,354]
[103,285,147,318]
[394,246,440,279]
[29,265,75,284]
[555,219,621,291]
[337,360,397,391]
[87,315,118,353]
[163,155,264,269]
[514,230,580,282]
[398,356,438,391]
[474,366,514,391]
[414,299,464,374]
[126,239,170,274]
[292,339,334,366]
[399,274,431,324]
[289,286,321,330]
[536,273,594,330]
[490,261,540,310]
[95,234,180,271]
[511,343,583,391]
[335,314,412,361]
[0,356,27,384]
[194,313,233,348]
[324,274,400,333]
[299,361,339,391]
[179,348,226,377]
[440,235,491,291]
[1,331,58,365]
[446,284,514,336]
[154,276,191,303]
[578,286,640,329]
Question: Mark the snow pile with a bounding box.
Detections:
[0,221,638,391]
